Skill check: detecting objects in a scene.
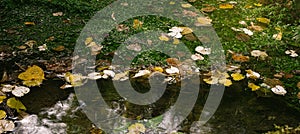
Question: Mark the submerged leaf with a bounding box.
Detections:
[7,97,26,112]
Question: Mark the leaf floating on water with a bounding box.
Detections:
[256,17,270,25]
[7,97,26,113]
[0,120,15,133]
[0,110,6,119]
[18,65,45,87]
[248,83,260,91]
[231,73,245,81]
[219,3,234,9]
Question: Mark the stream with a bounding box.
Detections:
[16,79,300,134]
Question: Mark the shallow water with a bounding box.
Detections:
[19,79,300,134]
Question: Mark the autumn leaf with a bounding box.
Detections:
[18,65,45,87]
[128,123,146,133]
[159,35,170,41]
[179,27,193,35]
[196,17,212,25]
[7,97,26,113]
[248,83,260,91]
[133,19,143,29]
[236,33,251,42]
[181,3,192,8]
[0,96,6,104]
[25,40,37,48]
[0,110,6,119]
[24,22,35,26]
[153,67,164,73]
[273,32,283,40]
[219,3,234,9]
[52,45,65,52]
[246,69,261,79]
[85,37,93,45]
[232,53,250,62]
[231,73,245,81]
[52,12,63,16]
[201,6,216,12]
[256,17,270,25]
[173,38,180,45]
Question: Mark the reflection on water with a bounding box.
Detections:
[19,80,300,133]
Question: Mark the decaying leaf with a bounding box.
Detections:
[18,65,45,87]
[25,40,37,48]
[231,73,245,81]
[11,86,30,97]
[7,97,26,112]
[38,44,47,51]
[248,83,260,91]
[179,27,193,35]
[219,3,234,9]
[116,24,129,32]
[133,19,143,29]
[52,45,65,52]
[112,71,129,81]
[166,58,180,66]
[85,37,93,45]
[285,50,298,57]
[184,33,197,41]
[246,69,260,79]
[248,22,264,32]
[297,82,300,89]
[232,53,250,62]
[191,53,204,61]
[195,46,211,55]
[256,17,270,25]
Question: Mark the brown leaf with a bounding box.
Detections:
[236,33,250,42]
[201,6,216,12]
[25,40,37,48]
[219,3,234,9]
[24,22,35,26]
[284,73,293,79]
[52,45,65,52]
[297,82,300,89]
[45,36,55,42]
[166,58,181,66]
[232,53,250,62]
[182,10,198,17]
[116,24,129,32]
[184,33,197,41]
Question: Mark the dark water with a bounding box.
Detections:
[20,79,300,133]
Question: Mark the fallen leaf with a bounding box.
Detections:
[168,27,183,38]
[24,22,35,26]
[179,27,193,35]
[128,123,146,133]
[272,32,282,40]
[285,50,298,57]
[159,35,170,41]
[246,69,260,79]
[111,12,116,21]
[17,45,27,50]
[166,58,180,66]
[25,40,37,48]
[184,33,197,41]
[254,3,262,7]
[201,6,216,12]
[112,71,129,81]
[219,3,234,9]
[52,12,63,16]
[0,110,6,119]
[182,10,198,17]
[250,50,268,60]
[196,17,212,25]
[153,67,164,73]
[85,37,93,45]
[232,53,250,62]
[45,36,55,42]
[264,78,283,87]
[248,83,260,91]
[133,70,151,78]
[64,72,85,87]
[133,19,143,29]
[116,24,129,32]
[195,46,211,55]
[166,66,180,74]
[271,85,287,95]
[191,53,204,61]
[0,120,15,133]
[297,92,300,99]
[181,3,192,8]
[11,86,30,97]
[38,44,47,51]
[297,82,300,89]
[52,45,65,52]
[256,17,270,25]
[18,65,45,87]
[219,79,232,87]
[231,73,245,81]
[169,1,176,5]
[7,97,26,112]
[236,33,250,42]
[0,96,6,104]
[172,38,180,45]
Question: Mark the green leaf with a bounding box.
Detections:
[0,110,6,119]
[7,97,26,113]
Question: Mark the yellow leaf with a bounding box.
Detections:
[219,3,234,9]
[159,35,169,41]
[181,3,192,8]
[219,79,232,87]
[248,83,260,91]
[128,123,146,133]
[197,17,212,25]
[179,27,193,35]
[153,67,164,73]
[0,110,6,119]
[18,65,45,87]
[201,6,216,12]
[0,96,6,104]
[231,73,245,81]
[85,37,93,45]
[24,22,35,26]
[256,17,270,25]
[273,32,282,40]
[245,5,253,9]
[7,97,26,113]
[133,19,143,29]
[169,1,175,5]
[203,78,218,85]
[173,38,180,45]
[254,3,262,7]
